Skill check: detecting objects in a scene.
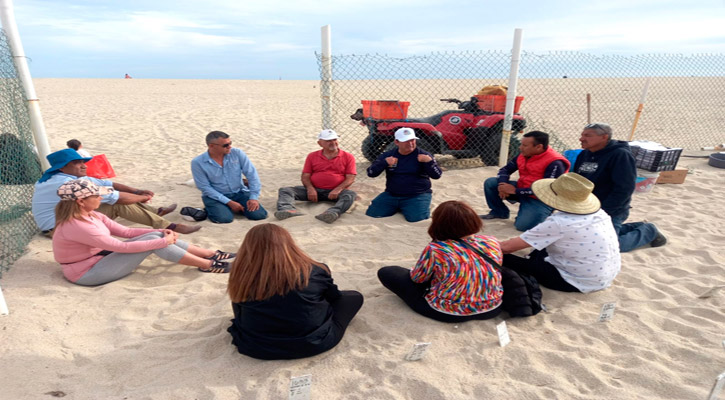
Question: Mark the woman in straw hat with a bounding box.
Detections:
[52,179,235,286]
[499,173,621,293]
[227,223,363,360]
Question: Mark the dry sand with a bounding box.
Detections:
[1,79,724,399]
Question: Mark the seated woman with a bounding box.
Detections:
[52,179,233,286]
[377,200,503,323]
[499,173,621,293]
[227,223,363,360]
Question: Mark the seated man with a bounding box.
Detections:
[32,149,199,236]
[274,129,356,224]
[573,123,666,252]
[191,130,268,223]
[365,128,442,222]
[499,173,621,293]
[480,131,569,231]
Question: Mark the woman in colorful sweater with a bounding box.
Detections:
[377,200,503,322]
[52,179,233,286]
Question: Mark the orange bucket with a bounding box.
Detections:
[361,100,410,119]
[85,154,116,179]
[474,95,524,113]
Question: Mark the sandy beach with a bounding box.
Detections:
[1,78,724,399]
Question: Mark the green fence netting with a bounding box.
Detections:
[0,29,42,279]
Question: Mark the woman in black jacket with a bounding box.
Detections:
[227,223,363,360]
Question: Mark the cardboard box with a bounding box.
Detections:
[656,167,688,184]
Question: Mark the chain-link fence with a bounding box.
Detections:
[318,51,725,167]
[0,30,42,279]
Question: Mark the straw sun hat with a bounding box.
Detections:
[531,173,601,214]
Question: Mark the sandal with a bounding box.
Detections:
[199,260,230,273]
[206,250,236,261]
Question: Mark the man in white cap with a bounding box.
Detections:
[499,173,621,293]
[365,127,443,222]
[274,129,357,223]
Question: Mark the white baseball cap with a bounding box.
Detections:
[318,129,339,140]
[394,127,418,142]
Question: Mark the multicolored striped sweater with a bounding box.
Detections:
[410,235,503,315]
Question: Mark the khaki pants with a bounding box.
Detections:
[96,202,171,229]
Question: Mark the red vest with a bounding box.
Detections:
[516,147,570,190]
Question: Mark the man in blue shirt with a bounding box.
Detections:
[365,128,443,222]
[32,149,197,236]
[191,131,268,223]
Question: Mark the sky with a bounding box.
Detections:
[6,0,725,79]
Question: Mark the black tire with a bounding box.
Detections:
[480,123,521,166]
[362,135,393,162]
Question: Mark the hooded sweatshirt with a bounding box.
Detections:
[573,140,636,217]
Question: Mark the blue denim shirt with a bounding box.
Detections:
[31,173,118,230]
[191,148,262,204]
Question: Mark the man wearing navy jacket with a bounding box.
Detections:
[573,123,666,252]
[365,128,443,222]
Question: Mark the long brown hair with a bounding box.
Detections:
[228,223,327,303]
[427,200,483,241]
[54,199,85,227]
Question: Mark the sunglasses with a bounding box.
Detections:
[211,141,232,148]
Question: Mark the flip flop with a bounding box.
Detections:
[206,250,236,261]
[199,260,230,273]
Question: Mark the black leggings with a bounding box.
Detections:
[502,250,580,292]
[329,290,364,336]
[377,266,502,323]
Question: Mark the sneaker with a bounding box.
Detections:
[315,211,339,224]
[650,225,667,247]
[479,213,508,220]
[274,210,304,220]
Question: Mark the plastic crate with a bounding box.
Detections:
[629,145,683,172]
[473,95,523,113]
[361,100,410,119]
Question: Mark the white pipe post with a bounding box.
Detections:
[0,0,51,170]
[499,28,523,167]
[0,284,8,315]
[320,25,333,130]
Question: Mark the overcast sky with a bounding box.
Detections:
[7,0,725,79]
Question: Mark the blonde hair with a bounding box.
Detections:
[54,199,85,228]
[227,223,327,303]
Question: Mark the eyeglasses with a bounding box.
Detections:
[211,141,232,148]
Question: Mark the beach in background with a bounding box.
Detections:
[0,78,723,399]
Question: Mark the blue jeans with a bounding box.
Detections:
[365,192,432,222]
[202,191,268,224]
[610,209,657,252]
[483,177,553,231]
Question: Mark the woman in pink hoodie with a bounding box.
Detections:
[52,179,234,286]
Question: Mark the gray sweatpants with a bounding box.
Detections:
[74,232,189,286]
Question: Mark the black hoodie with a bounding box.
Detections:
[573,140,636,217]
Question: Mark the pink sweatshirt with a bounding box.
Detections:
[52,212,167,282]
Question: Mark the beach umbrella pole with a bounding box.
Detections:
[628,77,651,141]
[320,25,332,130]
[499,28,523,167]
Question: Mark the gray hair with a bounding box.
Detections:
[583,123,612,137]
[206,130,230,145]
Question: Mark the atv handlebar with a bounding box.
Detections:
[440,98,461,104]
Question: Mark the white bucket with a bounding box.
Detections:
[634,169,660,194]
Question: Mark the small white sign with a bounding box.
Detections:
[707,372,725,400]
[497,321,510,347]
[598,302,617,322]
[404,342,431,361]
[289,374,311,400]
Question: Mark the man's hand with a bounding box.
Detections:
[498,183,516,199]
[328,188,342,200]
[246,199,260,212]
[136,189,155,197]
[228,200,245,212]
[385,156,398,167]
[307,187,318,202]
[417,154,432,163]
[138,194,153,203]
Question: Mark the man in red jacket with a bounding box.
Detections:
[480,131,569,231]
